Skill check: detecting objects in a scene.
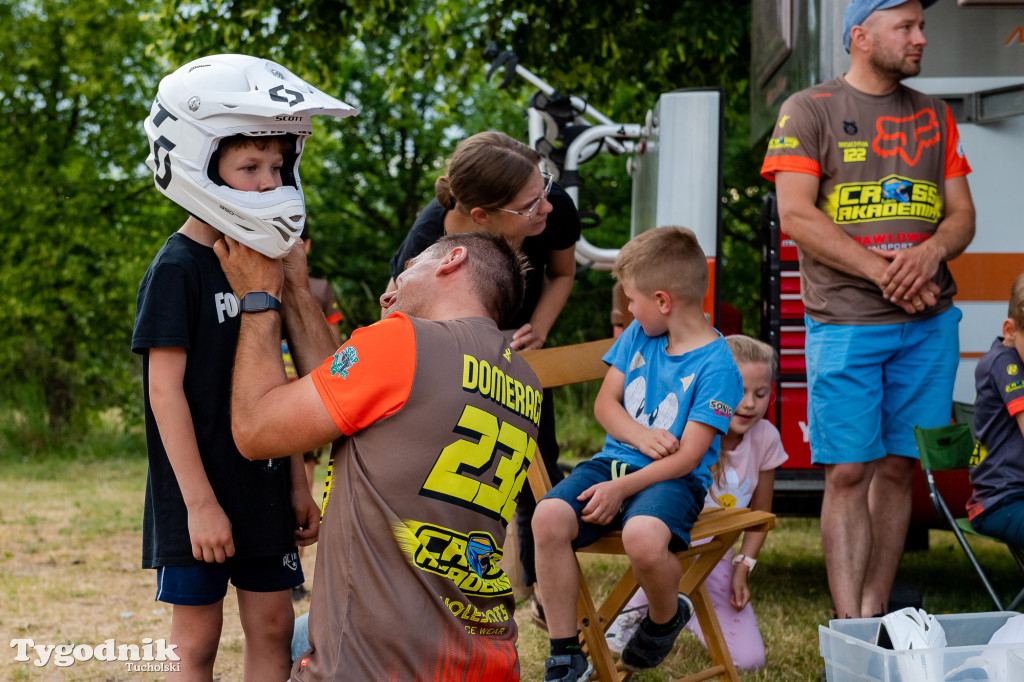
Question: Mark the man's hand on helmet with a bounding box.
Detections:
[282,242,311,296]
[214,235,285,300]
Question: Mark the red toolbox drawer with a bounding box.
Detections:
[779,325,806,349]
[780,349,806,375]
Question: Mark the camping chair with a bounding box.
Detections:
[914,423,1024,611]
[521,339,776,682]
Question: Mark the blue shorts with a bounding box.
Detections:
[542,458,705,550]
[155,552,304,606]
[804,306,960,465]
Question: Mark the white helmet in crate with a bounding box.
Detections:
[876,607,947,682]
[144,54,357,258]
[876,607,947,651]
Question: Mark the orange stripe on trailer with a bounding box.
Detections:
[950,253,1024,302]
[704,257,715,325]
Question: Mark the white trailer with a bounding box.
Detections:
[752,0,1024,518]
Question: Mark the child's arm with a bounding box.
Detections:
[289,454,320,546]
[148,347,235,563]
[729,468,776,610]
[579,419,717,525]
[582,371,717,524]
[594,365,679,459]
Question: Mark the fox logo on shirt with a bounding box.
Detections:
[214,292,240,323]
[873,109,940,166]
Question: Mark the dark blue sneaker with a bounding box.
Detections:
[543,652,593,682]
[620,593,693,671]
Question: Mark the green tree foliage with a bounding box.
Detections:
[152,0,766,337]
[0,0,173,436]
[490,0,768,335]
[3,0,766,436]
[151,0,531,327]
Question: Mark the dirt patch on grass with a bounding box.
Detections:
[0,459,316,681]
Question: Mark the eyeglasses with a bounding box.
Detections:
[495,173,554,218]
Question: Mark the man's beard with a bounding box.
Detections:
[870,47,922,82]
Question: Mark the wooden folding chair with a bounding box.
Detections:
[521,340,776,682]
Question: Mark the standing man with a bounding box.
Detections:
[762,0,975,619]
[215,231,542,681]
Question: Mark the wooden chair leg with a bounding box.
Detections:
[577,562,622,681]
[688,581,739,682]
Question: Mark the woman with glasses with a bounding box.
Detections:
[387,130,581,628]
[388,130,578,351]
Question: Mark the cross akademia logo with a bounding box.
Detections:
[10,637,180,671]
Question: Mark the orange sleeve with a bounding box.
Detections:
[311,314,417,435]
[761,155,821,182]
[944,106,972,180]
[1007,395,1024,418]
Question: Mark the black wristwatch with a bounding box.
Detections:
[240,292,282,313]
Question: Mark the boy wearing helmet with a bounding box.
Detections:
[131,54,356,679]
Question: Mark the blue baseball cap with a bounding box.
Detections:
[843,0,938,53]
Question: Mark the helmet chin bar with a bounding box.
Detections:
[144,54,357,259]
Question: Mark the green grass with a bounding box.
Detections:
[516,517,1022,680]
[552,383,607,460]
[2,410,1022,681]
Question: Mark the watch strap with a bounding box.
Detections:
[732,553,756,572]
[240,292,282,313]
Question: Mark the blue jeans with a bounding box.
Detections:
[970,490,1024,548]
[291,611,310,663]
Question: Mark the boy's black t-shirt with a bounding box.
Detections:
[132,233,296,568]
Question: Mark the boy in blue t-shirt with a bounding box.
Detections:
[969,272,1024,548]
[533,226,743,682]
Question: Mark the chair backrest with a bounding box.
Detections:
[952,401,976,435]
[519,338,613,389]
[914,423,975,472]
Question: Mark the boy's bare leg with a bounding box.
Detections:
[532,499,582,638]
[861,454,914,617]
[622,516,680,624]
[237,589,294,682]
[168,601,223,681]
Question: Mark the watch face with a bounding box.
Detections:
[242,292,281,312]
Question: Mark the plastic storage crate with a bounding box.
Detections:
[819,611,1024,681]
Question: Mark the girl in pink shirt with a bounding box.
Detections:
[605,335,787,669]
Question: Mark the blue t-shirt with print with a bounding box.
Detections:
[594,320,742,489]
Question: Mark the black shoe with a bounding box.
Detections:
[543,652,593,682]
[620,593,693,672]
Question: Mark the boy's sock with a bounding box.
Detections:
[546,636,582,680]
[641,602,683,637]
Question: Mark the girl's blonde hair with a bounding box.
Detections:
[725,335,777,380]
[709,335,778,486]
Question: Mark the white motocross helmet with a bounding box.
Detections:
[876,607,947,681]
[144,54,357,258]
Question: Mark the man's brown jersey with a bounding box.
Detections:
[762,76,971,325]
[292,313,542,681]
